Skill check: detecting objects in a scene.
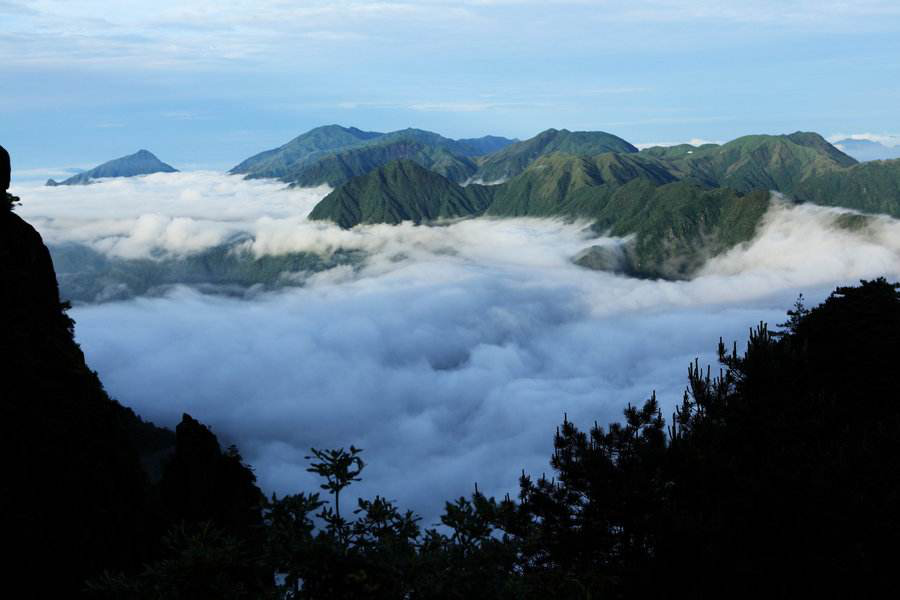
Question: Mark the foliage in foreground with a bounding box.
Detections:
[88,278,900,598]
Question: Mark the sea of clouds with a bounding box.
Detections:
[12,173,900,522]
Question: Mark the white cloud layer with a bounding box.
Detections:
[15,171,900,521]
[634,138,722,149]
[827,132,900,148]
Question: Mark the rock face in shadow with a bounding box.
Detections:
[161,414,265,541]
[1,144,9,190]
[1,145,174,594]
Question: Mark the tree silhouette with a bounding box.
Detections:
[259,279,900,598]
[305,445,364,545]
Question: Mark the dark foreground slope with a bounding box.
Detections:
[95,279,900,599]
[504,278,900,597]
[0,205,266,596]
[47,149,178,186]
[1,198,167,592]
[2,148,264,596]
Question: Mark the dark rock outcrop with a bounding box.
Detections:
[160,414,265,540]
[1,145,174,595]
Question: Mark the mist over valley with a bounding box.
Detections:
[13,135,900,520]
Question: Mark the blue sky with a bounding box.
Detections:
[2,0,900,174]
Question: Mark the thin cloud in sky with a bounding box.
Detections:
[828,132,900,147]
[7,1,900,70]
[634,138,722,149]
[3,1,898,173]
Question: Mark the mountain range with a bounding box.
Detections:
[229,124,517,187]
[47,149,177,186]
[229,126,896,278]
[43,125,900,282]
[832,138,900,162]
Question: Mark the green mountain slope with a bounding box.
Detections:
[457,135,517,155]
[474,128,639,182]
[230,125,383,179]
[293,128,900,277]
[486,152,677,217]
[641,132,857,193]
[307,154,769,278]
[482,152,769,277]
[590,180,771,278]
[372,128,501,157]
[640,132,900,217]
[308,159,496,228]
[284,138,478,187]
[51,243,364,303]
[46,150,177,186]
[231,125,515,184]
[791,158,900,217]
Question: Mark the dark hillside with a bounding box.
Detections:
[2,146,170,593]
[2,146,266,597]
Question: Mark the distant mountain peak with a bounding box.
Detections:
[831,137,900,162]
[46,150,178,186]
[473,128,639,182]
[230,125,516,184]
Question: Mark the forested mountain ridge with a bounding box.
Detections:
[640,132,900,217]
[229,125,384,179]
[233,126,899,235]
[309,129,900,277]
[307,159,495,228]
[46,149,177,186]
[472,128,640,182]
[230,124,516,185]
[284,138,480,188]
[639,132,857,193]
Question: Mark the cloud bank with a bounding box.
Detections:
[828,132,900,148]
[634,138,722,149]
[16,172,900,522]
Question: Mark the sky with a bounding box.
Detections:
[3,0,900,173]
[15,173,900,520]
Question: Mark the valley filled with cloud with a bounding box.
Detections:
[14,172,900,520]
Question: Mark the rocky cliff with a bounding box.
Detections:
[1,145,174,594]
